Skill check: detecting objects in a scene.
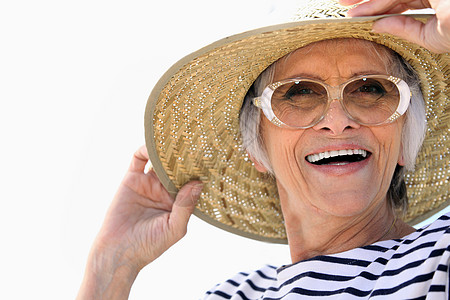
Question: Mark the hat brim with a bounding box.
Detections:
[145,14,450,244]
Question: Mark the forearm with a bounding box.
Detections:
[76,245,140,300]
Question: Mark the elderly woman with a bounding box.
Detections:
[77,0,450,299]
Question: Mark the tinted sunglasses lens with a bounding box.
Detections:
[271,80,328,128]
[343,78,400,125]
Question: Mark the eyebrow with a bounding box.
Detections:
[281,70,388,81]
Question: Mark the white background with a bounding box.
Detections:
[0,1,446,299]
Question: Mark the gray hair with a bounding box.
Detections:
[239,40,426,213]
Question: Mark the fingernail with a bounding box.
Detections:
[191,184,203,197]
[189,184,202,206]
[371,28,383,34]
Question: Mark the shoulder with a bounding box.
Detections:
[273,213,450,298]
[404,212,450,255]
[361,211,450,263]
[202,265,278,300]
[364,211,450,256]
[408,211,450,247]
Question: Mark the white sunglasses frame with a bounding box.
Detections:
[252,74,411,129]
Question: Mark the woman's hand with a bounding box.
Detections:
[340,0,450,53]
[77,146,202,300]
[97,145,202,269]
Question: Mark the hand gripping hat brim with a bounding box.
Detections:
[145,2,450,244]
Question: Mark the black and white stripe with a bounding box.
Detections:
[203,213,450,299]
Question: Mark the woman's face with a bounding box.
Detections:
[257,39,405,220]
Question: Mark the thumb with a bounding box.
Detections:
[373,16,424,44]
[168,181,203,240]
[373,15,448,53]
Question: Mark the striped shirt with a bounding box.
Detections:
[203,213,450,299]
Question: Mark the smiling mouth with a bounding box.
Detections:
[306,149,371,166]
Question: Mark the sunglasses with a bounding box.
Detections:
[253,75,411,129]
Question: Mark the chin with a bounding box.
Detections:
[313,191,379,218]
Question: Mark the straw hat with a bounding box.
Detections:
[145,0,450,243]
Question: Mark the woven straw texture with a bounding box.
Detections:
[145,1,450,243]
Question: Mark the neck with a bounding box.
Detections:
[280,195,415,263]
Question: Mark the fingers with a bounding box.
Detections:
[345,0,430,17]
[373,15,449,53]
[339,0,365,6]
[129,145,150,173]
[341,0,450,53]
[168,181,203,240]
[373,15,423,39]
[346,0,399,16]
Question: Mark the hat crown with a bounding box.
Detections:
[293,0,349,20]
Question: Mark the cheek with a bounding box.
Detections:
[261,119,288,156]
[373,125,403,172]
[262,126,306,165]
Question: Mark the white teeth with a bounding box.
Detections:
[306,149,368,163]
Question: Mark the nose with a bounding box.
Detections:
[312,99,360,135]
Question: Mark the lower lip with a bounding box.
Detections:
[306,156,371,176]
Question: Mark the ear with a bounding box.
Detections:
[247,152,268,173]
